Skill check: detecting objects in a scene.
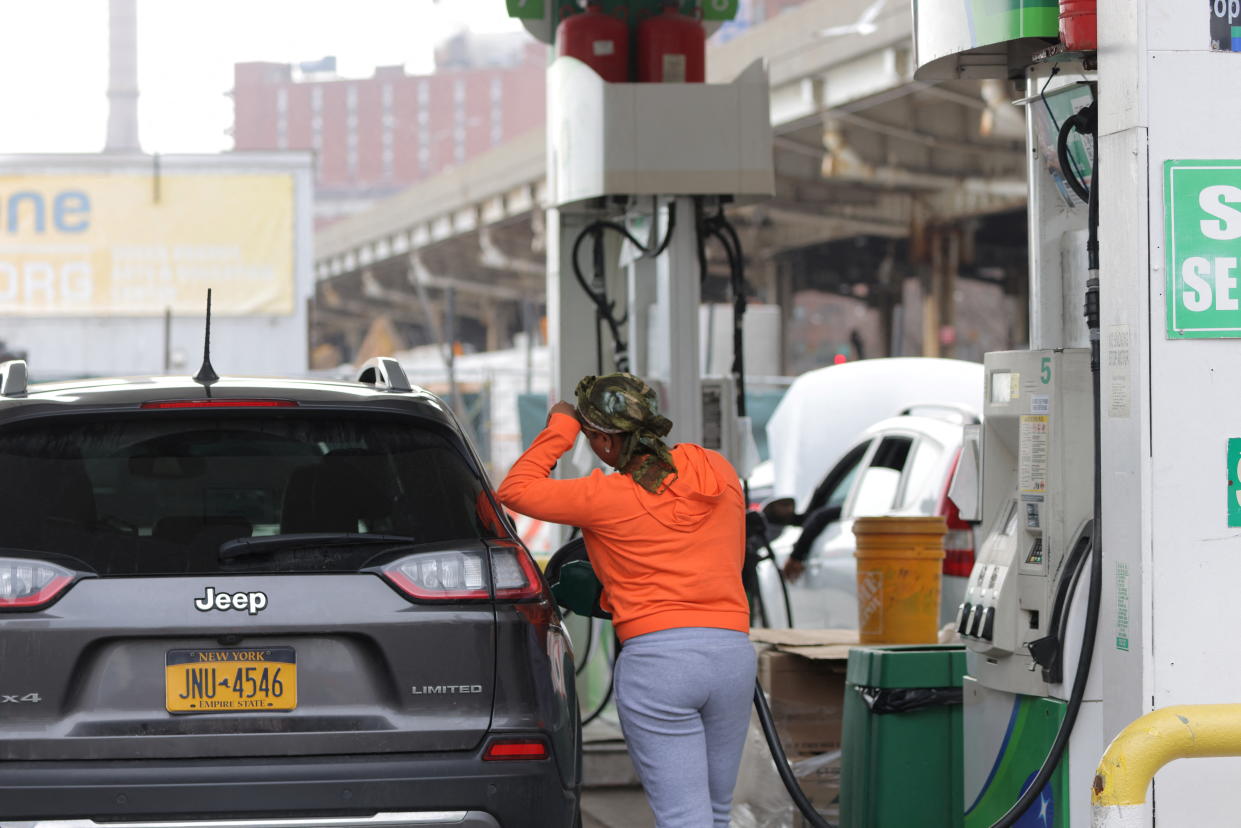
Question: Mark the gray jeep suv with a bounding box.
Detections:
[0,358,580,828]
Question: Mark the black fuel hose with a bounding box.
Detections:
[766,539,796,628]
[989,94,1101,828]
[754,679,831,828]
[1057,114,1091,204]
[570,204,679,373]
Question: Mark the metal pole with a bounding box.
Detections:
[444,286,462,418]
[522,298,536,394]
[163,306,172,372]
[650,195,702,447]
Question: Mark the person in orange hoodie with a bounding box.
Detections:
[498,372,756,828]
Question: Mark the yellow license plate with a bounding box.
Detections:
[165,647,297,713]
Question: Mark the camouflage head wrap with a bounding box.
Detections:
[574,373,677,494]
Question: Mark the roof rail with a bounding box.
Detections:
[0,360,28,397]
[356,357,412,393]
[897,402,980,425]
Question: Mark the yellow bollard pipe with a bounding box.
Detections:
[1092,704,1241,828]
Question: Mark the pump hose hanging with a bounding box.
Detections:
[570,202,678,373]
[696,199,797,628]
[989,95,1101,828]
[698,202,825,825]
[754,679,831,828]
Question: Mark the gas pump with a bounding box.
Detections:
[960,350,1094,691]
[958,349,1102,828]
[912,4,1107,826]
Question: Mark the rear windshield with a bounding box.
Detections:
[0,413,495,575]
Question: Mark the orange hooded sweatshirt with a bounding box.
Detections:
[498,413,750,642]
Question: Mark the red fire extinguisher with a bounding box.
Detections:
[556,3,631,83]
[1059,0,1097,51]
[637,2,706,83]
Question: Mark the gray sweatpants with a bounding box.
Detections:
[614,627,758,828]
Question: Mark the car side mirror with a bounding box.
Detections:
[762,497,796,526]
[818,504,843,526]
[948,424,982,522]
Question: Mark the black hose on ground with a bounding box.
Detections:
[754,679,831,828]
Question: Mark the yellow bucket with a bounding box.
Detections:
[852,516,947,645]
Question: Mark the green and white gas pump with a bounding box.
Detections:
[919,0,1241,825]
[956,348,1101,828]
[505,0,775,765]
[913,3,1107,827]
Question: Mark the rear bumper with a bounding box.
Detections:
[0,750,577,828]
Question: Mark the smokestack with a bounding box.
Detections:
[105,0,141,153]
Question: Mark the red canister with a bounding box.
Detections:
[1059,0,1097,52]
[556,3,630,83]
[637,3,705,83]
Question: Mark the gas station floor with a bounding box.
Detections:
[580,787,655,828]
[580,718,656,827]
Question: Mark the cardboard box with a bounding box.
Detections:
[749,629,859,823]
[758,649,847,756]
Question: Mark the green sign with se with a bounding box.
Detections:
[1165,160,1241,337]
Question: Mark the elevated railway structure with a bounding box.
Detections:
[312,0,1031,369]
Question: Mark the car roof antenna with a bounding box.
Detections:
[193,289,219,388]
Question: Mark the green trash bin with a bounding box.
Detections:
[839,644,966,828]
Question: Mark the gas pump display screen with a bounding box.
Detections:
[990,371,1014,404]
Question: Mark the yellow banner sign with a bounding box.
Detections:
[0,173,295,316]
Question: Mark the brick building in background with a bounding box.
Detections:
[228,6,818,226]
[231,32,545,225]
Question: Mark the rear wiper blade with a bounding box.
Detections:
[219,533,419,560]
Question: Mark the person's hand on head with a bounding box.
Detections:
[548,400,578,425]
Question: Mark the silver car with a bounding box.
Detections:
[756,406,977,630]
[0,359,580,828]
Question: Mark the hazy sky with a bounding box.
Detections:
[0,0,521,155]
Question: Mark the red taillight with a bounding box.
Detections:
[141,400,298,409]
[379,545,542,602]
[943,547,974,578]
[483,739,549,761]
[939,448,975,578]
[0,558,78,610]
[381,550,490,600]
[491,545,542,600]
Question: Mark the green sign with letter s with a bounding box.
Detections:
[1165,160,1241,338]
